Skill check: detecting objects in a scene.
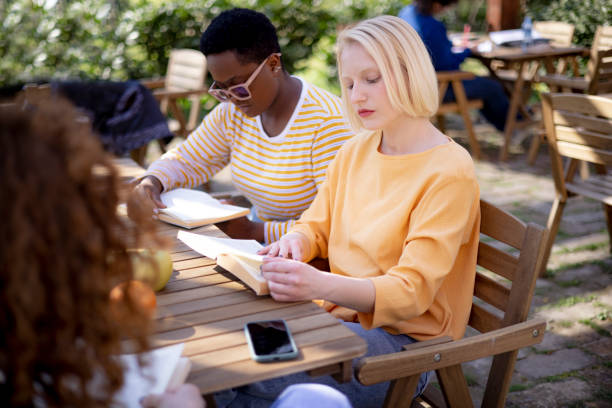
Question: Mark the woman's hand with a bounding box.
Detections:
[140,383,205,408]
[127,176,165,218]
[261,257,326,302]
[258,233,307,261]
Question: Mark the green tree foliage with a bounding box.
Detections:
[528,0,612,47]
[1,0,492,94]
[1,0,405,87]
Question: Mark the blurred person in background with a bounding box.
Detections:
[400,0,511,132]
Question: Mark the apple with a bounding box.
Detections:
[129,248,174,291]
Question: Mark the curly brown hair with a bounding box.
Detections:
[0,97,165,407]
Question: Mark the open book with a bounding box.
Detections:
[157,188,249,229]
[177,230,269,295]
[114,343,191,408]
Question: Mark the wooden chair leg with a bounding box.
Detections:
[437,115,447,133]
[527,133,542,165]
[540,197,567,277]
[500,61,525,161]
[129,144,148,167]
[436,365,473,408]
[383,375,421,408]
[603,203,612,253]
[481,350,519,408]
[451,80,481,160]
[419,383,448,408]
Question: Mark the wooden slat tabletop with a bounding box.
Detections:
[112,157,366,394]
[113,157,146,182]
[149,215,367,395]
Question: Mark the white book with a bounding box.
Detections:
[488,29,547,47]
[177,231,268,295]
[157,188,249,229]
[113,343,191,408]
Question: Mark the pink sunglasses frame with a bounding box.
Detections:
[209,53,282,102]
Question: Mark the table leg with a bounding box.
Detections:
[499,61,525,161]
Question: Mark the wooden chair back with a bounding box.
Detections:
[165,49,207,93]
[435,71,483,159]
[141,48,208,142]
[584,26,612,94]
[356,199,547,408]
[163,49,208,134]
[528,26,612,163]
[538,92,612,275]
[534,21,575,47]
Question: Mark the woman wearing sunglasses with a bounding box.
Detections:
[130,8,354,245]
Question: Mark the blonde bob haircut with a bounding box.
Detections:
[337,15,439,133]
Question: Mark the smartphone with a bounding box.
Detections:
[244,319,299,362]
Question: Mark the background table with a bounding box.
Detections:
[472,44,588,160]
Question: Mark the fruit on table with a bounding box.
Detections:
[110,280,157,319]
[129,248,173,291]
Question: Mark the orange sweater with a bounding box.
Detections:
[291,132,480,340]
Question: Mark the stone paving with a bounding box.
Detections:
[448,120,611,408]
[147,116,611,407]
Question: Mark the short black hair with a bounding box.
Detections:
[199,8,281,64]
[416,0,459,15]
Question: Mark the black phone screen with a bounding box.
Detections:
[245,320,295,356]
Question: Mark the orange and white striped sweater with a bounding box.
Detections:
[146,77,353,243]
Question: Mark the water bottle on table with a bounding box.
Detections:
[521,16,533,50]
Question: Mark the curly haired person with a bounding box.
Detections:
[0,98,353,408]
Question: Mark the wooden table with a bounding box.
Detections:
[151,221,366,397]
[114,156,146,182]
[472,44,588,161]
[112,159,367,396]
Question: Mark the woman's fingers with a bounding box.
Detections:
[289,241,302,261]
[279,243,289,258]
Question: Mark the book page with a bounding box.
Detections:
[177,230,264,261]
[489,29,544,45]
[113,343,185,408]
[160,188,247,223]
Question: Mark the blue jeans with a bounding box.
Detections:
[443,76,509,131]
[215,322,431,408]
[271,384,352,408]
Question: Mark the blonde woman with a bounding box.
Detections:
[216,15,481,408]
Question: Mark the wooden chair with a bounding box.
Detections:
[538,26,612,94]
[436,71,484,159]
[528,26,612,164]
[356,199,547,408]
[534,21,575,48]
[142,48,208,139]
[538,92,612,277]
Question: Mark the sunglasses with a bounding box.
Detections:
[209,53,281,102]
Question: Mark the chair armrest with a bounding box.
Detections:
[436,71,476,82]
[355,317,546,386]
[152,87,209,100]
[140,78,166,89]
[402,336,453,351]
[538,74,588,90]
